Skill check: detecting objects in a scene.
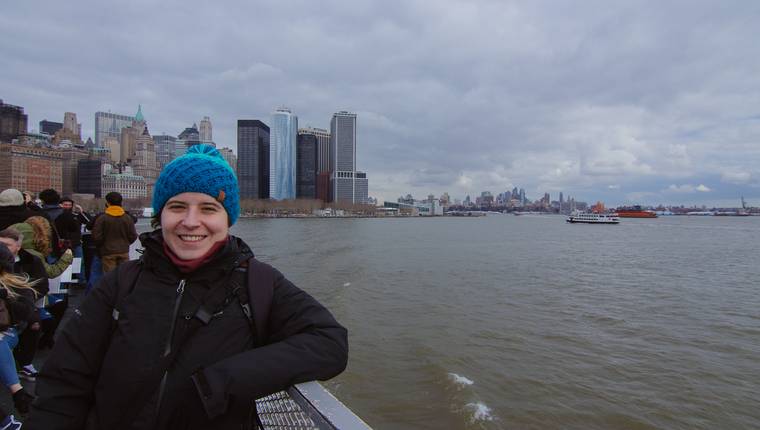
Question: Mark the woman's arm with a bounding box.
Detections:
[25,269,121,430]
[40,249,73,278]
[191,271,348,419]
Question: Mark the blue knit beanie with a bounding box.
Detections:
[152,144,239,225]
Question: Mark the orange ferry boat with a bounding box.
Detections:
[616,205,658,218]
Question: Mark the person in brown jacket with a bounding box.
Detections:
[91,192,137,273]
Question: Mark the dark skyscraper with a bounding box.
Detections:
[39,120,63,135]
[0,99,28,143]
[237,120,270,199]
[77,158,103,197]
[296,132,318,199]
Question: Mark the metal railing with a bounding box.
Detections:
[256,382,372,430]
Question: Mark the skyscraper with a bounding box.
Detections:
[153,134,177,171]
[199,116,213,144]
[0,99,27,143]
[63,112,81,137]
[95,111,135,147]
[296,132,318,199]
[237,120,270,199]
[177,123,201,155]
[218,147,237,174]
[76,158,103,197]
[269,108,298,200]
[120,106,146,163]
[39,120,63,136]
[299,127,330,173]
[330,111,357,203]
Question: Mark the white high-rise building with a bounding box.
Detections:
[269,108,298,200]
[330,111,358,203]
[199,116,213,144]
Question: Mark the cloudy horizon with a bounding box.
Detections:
[2,0,759,207]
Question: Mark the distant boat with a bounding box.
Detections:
[566,212,620,224]
[616,206,657,218]
[513,211,551,216]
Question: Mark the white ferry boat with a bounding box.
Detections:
[566,212,620,224]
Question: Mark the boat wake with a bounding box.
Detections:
[465,402,495,424]
[448,372,474,387]
[445,373,497,427]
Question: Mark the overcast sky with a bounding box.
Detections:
[2,0,759,207]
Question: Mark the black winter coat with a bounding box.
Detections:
[27,230,348,430]
[0,204,38,231]
[55,210,88,247]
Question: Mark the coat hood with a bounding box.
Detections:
[11,222,50,255]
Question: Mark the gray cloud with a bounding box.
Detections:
[2,0,760,206]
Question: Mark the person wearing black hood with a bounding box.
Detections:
[56,197,91,286]
[36,189,65,261]
[28,145,348,430]
[38,189,63,223]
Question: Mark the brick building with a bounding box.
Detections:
[0,143,63,193]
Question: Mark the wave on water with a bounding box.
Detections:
[465,402,495,424]
[448,372,475,388]
[445,373,497,427]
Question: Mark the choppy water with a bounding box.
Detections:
[226,215,759,430]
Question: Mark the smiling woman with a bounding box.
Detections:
[26,144,349,430]
[161,193,230,261]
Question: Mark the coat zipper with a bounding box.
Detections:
[155,279,186,420]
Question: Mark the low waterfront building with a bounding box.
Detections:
[383,199,444,216]
[101,165,148,200]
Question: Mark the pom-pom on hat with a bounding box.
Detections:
[152,144,240,225]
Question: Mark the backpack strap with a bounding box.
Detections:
[245,257,275,346]
[110,259,142,326]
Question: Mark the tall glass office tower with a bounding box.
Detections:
[95,111,135,147]
[269,108,298,200]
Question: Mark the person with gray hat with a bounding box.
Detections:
[0,189,37,231]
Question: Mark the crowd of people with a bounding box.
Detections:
[0,185,138,428]
[0,144,347,429]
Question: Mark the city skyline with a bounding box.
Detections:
[2,1,759,207]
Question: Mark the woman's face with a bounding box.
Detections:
[160,192,229,260]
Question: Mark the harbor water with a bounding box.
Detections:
[220,215,759,429]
